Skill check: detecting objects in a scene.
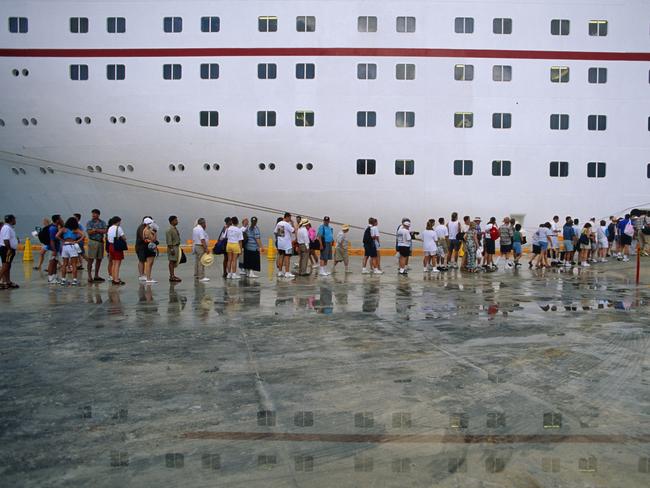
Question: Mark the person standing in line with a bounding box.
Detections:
[332,224,351,273]
[370,218,383,274]
[463,221,480,272]
[275,212,295,278]
[632,209,649,256]
[107,216,126,285]
[550,215,561,263]
[307,219,320,269]
[33,217,51,271]
[297,219,311,276]
[142,217,158,284]
[447,212,460,268]
[483,217,499,271]
[499,217,514,267]
[86,209,107,283]
[192,218,210,282]
[606,216,617,257]
[578,223,594,267]
[538,222,553,268]
[238,217,249,276]
[459,215,470,269]
[434,217,449,271]
[56,216,84,286]
[422,219,439,273]
[0,214,19,289]
[596,220,609,262]
[273,216,284,274]
[572,219,581,264]
[362,217,376,274]
[396,219,412,275]
[105,216,117,281]
[218,217,232,278]
[135,216,152,282]
[317,216,334,276]
[47,214,64,284]
[512,223,524,267]
[166,215,182,282]
[225,216,243,279]
[529,224,542,269]
[243,216,263,278]
[561,216,575,267]
[617,214,633,262]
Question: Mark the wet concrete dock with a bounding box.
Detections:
[1,256,649,487]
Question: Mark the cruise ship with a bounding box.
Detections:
[1,0,649,237]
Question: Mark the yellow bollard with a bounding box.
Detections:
[22,238,34,262]
[267,238,277,260]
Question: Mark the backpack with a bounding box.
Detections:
[362,226,372,246]
[623,221,634,237]
[489,225,500,240]
[37,224,53,245]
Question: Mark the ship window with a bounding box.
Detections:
[70,17,89,33]
[47,167,54,173]
[39,167,46,174]
[22,68,28,76]
[306,163,313,170]
[110,116,117,124]
[70,64,88,80]
[588,67,607,84]
[163,17,183,33]
[8,17,28,33]
[589,20,608,36]
[454,17,474,34]
[106,64,126,80]
[454,160,473,176]
[356,159,376,175]
[200,63,219,79]
[296,16,315,32]
[551,19,570,36]
[163,64,182,80]
[0,119,4,127]
[357,111,376,127]
[169,164,176,172]
[395,160,415,175]
[358,16,377,33]
[213,163,220,171]
[396,111,415,127]
[296,63,315,79]
[485,455,506,473]
[12,69,19,76]
[648,116,650,131]
[87,165,95,173]
[493,65,512,81]
[22,118,29,126]
[258,16,277,32]
[11,168,19,175]
[550,114,569,130]
[587,162,606,178]
[357,63,377,80]
[257,111,276,127]
[396,63,415,80]
[257,63,277,79]
[549,161,569,177]
[486,412,507,428]
[396,16,416,33]
[578,456,597,472]
[199,111,219,127]
[126,164,133,172]
[647,164,650,179]
[258,163,266,170]
[550,66,570,83]
[201,16,220,33]
[542,458,561,472]
[587,114,607,131]
[493,18,512,34]
[454,64,474,81]
[492,113,511,129]
[177,164,185,171]
[30,118,37,126]
[295,111,314,127]
[454,112,473,128]
[107,17,126,33]
[492,160,511,176]
[296,163,303,170]
[118,165,126,172]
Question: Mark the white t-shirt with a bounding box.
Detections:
[0,224,18,249]
[484,223,495,240]
[107,225,124,243]
[597,226,608,242]
[551,221,561,235]
[396,226,412,247]
[226,226,243,243]
[192,225,209,245]
[297,226,310,245]
[435,224,448,240]
[422,229,437,252]
[537,227,551,243]
[275,221,294,251]
[448,220,460,239]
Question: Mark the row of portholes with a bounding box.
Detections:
[164,115,181,123]
[87,164,135,173]
[203,163,221,171]
[87,165,103,173]
[110,116,127,124]
[11,68,29,77]
[11,167,27,175]
[169,163,186,172]
[296,163,314,170]
[74,116,127,125]
[22,118,38,126]
[259,163,277,170]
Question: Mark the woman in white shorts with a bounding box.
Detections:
[422,219,439,273]
[56,216,85,286]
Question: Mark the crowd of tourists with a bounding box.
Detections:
[0,209,648,288]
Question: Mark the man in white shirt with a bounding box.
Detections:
[0,214,19,288]
[435,218,449,269]
[550,215,561,263]
[192,218,210,281]
[396,219,413,275]
[447,212,460,268]
[297,220,311,275]
[274,212,295,278]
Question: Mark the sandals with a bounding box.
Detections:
[6,282,19,289]
[169,276,182,282]
[111,280,126,286]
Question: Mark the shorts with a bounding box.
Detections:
[438,240,448,255]
[398,246,411,258]
[108,243,124,261]
[423,250,437,256]
[278,248,293,256]
[168,245,179,262]
[598,239,608,249]
[309,240,321,251]
[135,244,147,263]
[512,242,522,255]
[449,239,460,251]
[500,243,512,254]
[550,236,559,249]
[226,242,241,255]
[436,246,446,257]
[0,246,16,264]
[364,244,377,258]
[539,241,548,251]
[61,243,81,259]
[320,242,333,261]
[87,239,104,260]
[532,244,541,255]
[485,239,496,255]
[334,245,348,262]
[621,234,632,246]
[563,240,574,252]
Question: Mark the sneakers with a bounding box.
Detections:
[319,270,331,276]
[622,256,630,262]
[431,267,440,273]
[248,271,258,278]
[199,277,210,282]
[600,258,608,263]
[239,269,247,275]
[398,269,408,275]
[581,261,590,267]
[372,269,384,274]
[277,271,285,278]
[284,272,295,278]
[71,279,79,286]
[423,267,429,273]
[563,261,572,267]
[145,279,157,284]
[138,275,147,281]
[361,267,370,274]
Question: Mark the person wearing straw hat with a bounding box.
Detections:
[297,219,311,276]
[332,224,351,273]
[200,252,214,268]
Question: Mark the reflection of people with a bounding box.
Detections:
[362,282,379,313]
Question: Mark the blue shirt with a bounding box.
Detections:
[245,226,261,251]
[49,225,61,252]
[618,218,629,234]
[562,223,574,241]
[317,224,334,243]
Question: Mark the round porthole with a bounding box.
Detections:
[30,118,37,126]
[11,69,19,77]
[178,163,185,171]
[87,165,95,172]
[258,163,266,170]
[84,116,91,124]
[169,164,176,171]
[95,165,102,173]
[296,163,303,170]
[75,117,82,124]
[203,163,211,171]
[47,167,54,174]
[110,116,117,124]
[212,163,220,171]
[0,119,5,127]
[269,163,276,170]
[22,69,29,76]
[174,115,181,123]
[118,165,126,172]
[22,118,29,126]
[164,115,171,123]
[39,167,46,174]
[126,164,134,172]
[306,163,313,170]
[119,116,126,124]
[11,168,19,175]
[19,168,26,174]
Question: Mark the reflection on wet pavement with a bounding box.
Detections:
[0,257,649,487]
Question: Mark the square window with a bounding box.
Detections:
[551,66,570,83]
[357,111,376,127]
[587,162,606,178]
[395,63,415,80]
[549,161,569,177]
[296,16,315,32]
[454,112,473,128]
[107,17,126,33]
[163,64,182,80]
[647,163,650,179]
[257,111,276,127]
[454,64,474,81]
[294,411,314,427]
[358,16,377,33]
[296,63,315,79]
[199,111,219,127]
[587,114,606,131]
[8,17,28,33]
[551,19,570,36]
[395,160,415,176]
[455,17,474,33]
[588,20,608,36]
[454,160,473,176]
[106,64,125,80]
[258,16,278,32]
[201,16,220,33]
[257,63,277,79]
[492,113,512,129]
[357,63,377,80]
[493,18,512,34]
[200,63,219,79]
[356,159,376,175]
[70,17,89,33]
[588,67,607,84]
[493,65,512,82]
[163,17,183,33]
[550,113,569,130]
[70,64,88,81]
[396,16,416,33]
[396,111,415,127]
[295,111,314,127]
[492,160,511,176]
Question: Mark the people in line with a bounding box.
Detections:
[317,216,333,276]
[275,212,295,278]
[47,215,64,284]
[86,209,107,283]
[107,216,126,285]
[165,215,182,282]
[0,214,18,289]
[32,217,51,272]
[55,216,84,286]
[396,219,412,275]
[333,224,350,273]
[297,219,311,276]
[464,221,480,272]
[141,217,158,283]
[225,216,243,280]
[192,218,210,282]
[243,216,263,278]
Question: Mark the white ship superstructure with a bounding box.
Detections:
[0,0,649,236]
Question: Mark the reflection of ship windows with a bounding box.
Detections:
[296,16,315,32]
[486,412,507,427]
[257,63,277,79]
[70,17,88,33]
[257,111,276,127]
[70,64,88,80]
[200,63,219,79]
[163,64,182,80]
[587,162,606,178]
[201,16,220,33]
[639,456,650,473]
[295,63,315,79]
[551,19,570,36]
[354,412,374,428]
[199,111,219,127]
[295,110,314,127]
[588,20,607,36]
[106,64,126,80]
[493,65,512,82]
[492,113,511,129]
[485,455,505,473]
[493,17,512,34]
[165,453,184,468]
[578,456,597,472]
[454,64,474,81]
[550,113,569,130]
[354,455,373,472]
[550,161,569,177]
[396,111,415,127]
[356,159,376,175]
[454,160,473,176]
[450,412,469,429]
[258,16,277,32]
[588,67,607,84]
[392,458,411,473]
[448,457,467,473]
[396,16,416,33]
[587,114,606,131]
[8,17,28,33]
[357,63,377,80]
[395,160,415,176]
[294,411,314,426]
[454,112,473,128]
[396,63,415,80]
[257,410,276,426]
[295,455,314,471]
[358,16,377,33]
[107,17,126,33]
[543,412,562,428]
[551,66,570,83]
[392,412,412,427]
[201,453,220,470]
[492,160,512,176]
[163,17,183,33]
[357,111,376,127]
[257,454,277,467]
[455,17,474,33]
[542,457,560,472]
[110,451,129,467]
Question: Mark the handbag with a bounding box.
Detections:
[114,237,127,252]
[179,248,187,264]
